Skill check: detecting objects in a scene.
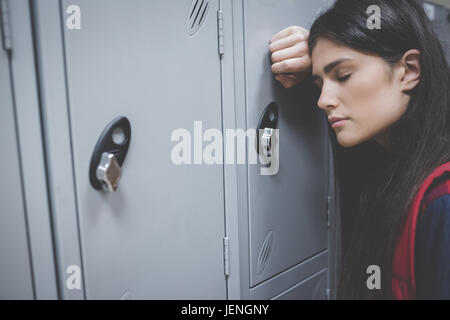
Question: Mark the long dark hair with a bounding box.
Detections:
[308,0,450,299]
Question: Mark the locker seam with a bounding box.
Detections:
[29,0,61,299]
[58,0,87,299]
[5,13,37,299]
[225,0,243,299]
[240,0,252,292]
[217,0,230,299]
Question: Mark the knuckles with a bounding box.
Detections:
[269,26,311,77]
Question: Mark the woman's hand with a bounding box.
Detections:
[269,26,312,88]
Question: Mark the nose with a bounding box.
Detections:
[317,82,339,111]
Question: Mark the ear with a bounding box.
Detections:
[399,49,421,92]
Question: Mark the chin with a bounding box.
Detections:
[336,132,362,148]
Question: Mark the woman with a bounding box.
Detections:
[270,0,450,299]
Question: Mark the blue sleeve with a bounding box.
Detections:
[415,194,450,299]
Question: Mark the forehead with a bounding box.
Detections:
[311,38,360,74]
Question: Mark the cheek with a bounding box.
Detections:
[348,69,396,117]
[357,84,405,132]
[337,70,405,146]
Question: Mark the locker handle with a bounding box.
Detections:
[89,117,131,191]
[96,152,121,192]
[256,102,279,156]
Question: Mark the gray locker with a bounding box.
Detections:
[0,18,34,300]
[424,1,450,64]
[0,0,58,299]
[223,0,334,299]
[2,0,339,299]
[33,0,227,300]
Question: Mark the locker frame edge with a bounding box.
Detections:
[30,0,85,300]
[221,0,337,300]
[6,0,59,299]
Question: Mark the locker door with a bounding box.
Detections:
[0,33,34,299]
[426,2,450,63]
[40,0,226,299]
[243,0,332,288]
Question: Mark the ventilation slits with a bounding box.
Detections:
[198,2,209,27]
[257,231,274,275]
[187,0,210,36]
[189,0,199,19]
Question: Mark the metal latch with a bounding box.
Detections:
[96,152,121,192]
[261,128,273,157]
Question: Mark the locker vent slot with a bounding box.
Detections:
[257,231,274,275]
[312,272,327,300]
[187,0,210,36]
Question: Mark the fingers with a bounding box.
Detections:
[270,25,309,44]
[271,41,309,64]
[269,31,308,53]
[271,55,311,75]
[269,25,312,88]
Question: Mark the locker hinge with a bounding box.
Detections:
[0,0,12,53]
[217,10,224,56]
[326,195,332,228]
[223,236,230,276]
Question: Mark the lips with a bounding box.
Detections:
[328,116,348,125]
[328,117,349,129]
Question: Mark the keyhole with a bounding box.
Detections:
[269,112,275,122]
[112,127,126,145]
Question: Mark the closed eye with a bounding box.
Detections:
[337,74,351,82]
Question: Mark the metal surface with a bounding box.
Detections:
[34,0,227,299]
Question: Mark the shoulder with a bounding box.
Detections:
[417,176,450,238]
[415,176,450,299]
[421,175,450,214]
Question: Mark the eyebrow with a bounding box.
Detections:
[312,58,352,82]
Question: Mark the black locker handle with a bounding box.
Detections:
[89,117,131,191]
[256,102,279,155]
